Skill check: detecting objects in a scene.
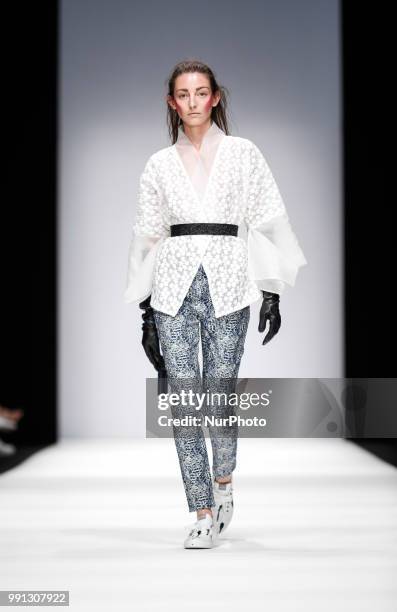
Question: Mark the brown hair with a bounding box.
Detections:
[165,59,231,144]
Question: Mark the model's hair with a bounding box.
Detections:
[166,59,231,144]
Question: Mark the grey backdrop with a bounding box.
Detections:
[59,0,341,437]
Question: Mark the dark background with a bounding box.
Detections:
[0,0,395,471]
[1,2,57,468]
[341,1,396,464]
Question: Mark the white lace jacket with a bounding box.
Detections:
[124,121,307,318]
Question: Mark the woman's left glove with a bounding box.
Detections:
[258,290,281,346]
[138,296,166,372]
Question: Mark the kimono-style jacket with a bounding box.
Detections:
[124,120,307,318]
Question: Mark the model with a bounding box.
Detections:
[124,59,307,549]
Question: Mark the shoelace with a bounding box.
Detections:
[215,487,233,506]
[188,521,212,539]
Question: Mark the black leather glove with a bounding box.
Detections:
[258,290,281,346]
[139,296,166,372]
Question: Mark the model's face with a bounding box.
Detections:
[168,72,220,128]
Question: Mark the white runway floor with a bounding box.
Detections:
[1,438,396,611]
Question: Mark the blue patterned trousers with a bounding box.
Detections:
[152,264,250,512]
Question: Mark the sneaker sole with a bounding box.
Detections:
[184,541,214,549]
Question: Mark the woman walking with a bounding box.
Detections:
[124,59,307,548]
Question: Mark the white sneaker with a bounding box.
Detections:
[213,479,234,536]
[184,513,214,549]
[0,438,16,456]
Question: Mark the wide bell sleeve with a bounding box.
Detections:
[124,156,170,304]
[244,143,308,295]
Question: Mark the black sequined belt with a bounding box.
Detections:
[170,223,238,237]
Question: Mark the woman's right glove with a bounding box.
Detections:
[138,296,166,372]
